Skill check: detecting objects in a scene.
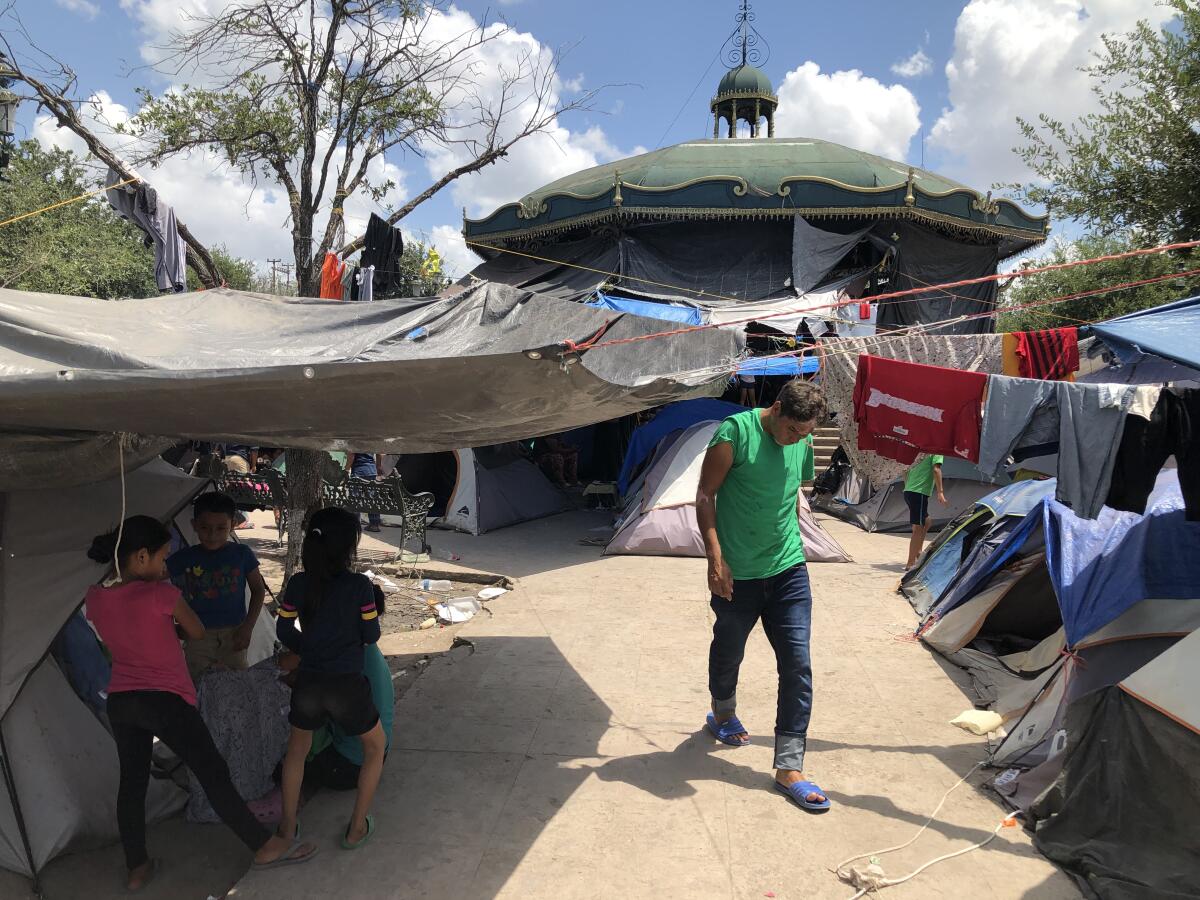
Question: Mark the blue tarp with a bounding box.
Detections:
[735,356,819,376]
[1086,295,1200,370]
[1046,469,1200,645]
[617,398,743,494]
[589,293,704,326]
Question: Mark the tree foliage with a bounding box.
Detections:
[0,140,160,298]
[1011,0,1200,244]
[998,233,1200,332]
[119,0,595,295]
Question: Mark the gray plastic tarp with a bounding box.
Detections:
[0,283,741,456]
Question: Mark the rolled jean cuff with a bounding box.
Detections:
[711,691,737,716]
[774,733,806,771]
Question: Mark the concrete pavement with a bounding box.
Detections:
[231,509,1078,900]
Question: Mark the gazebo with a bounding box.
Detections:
[459,6,1048,335]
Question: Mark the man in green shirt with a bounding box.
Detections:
[903,455,946,570]
[696,379,831,812]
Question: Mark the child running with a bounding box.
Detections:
[277,507,387,850]
[85,516,316,891]
[167,492,267,682]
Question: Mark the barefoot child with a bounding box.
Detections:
[277,507,387,849]
[85,516,315,890]
[167,492,267,682]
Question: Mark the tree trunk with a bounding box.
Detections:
[283,448,325,582]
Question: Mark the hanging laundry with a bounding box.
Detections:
[852,354,987,465]
[104,170,189,292]
[356,265,375,302]
[319,252,345,300]
[360,213,404,299]
[1001,332,1021,377]
[977,376,1136,519]
[1106,388,1200,520]
[340,261,356,302]
[1014,327,1079,380]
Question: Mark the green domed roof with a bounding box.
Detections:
[464,137,1049,257]
[715,64,774,97]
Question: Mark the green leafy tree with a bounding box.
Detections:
[998,232,1200,332]
[189,245,258,292]
[0,140,160,298]
[1011,1,1200,244]
[118,0,595,297]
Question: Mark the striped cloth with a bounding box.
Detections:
[1014,327,1079,381]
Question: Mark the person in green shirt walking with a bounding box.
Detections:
[695,379,832,812]
[903,454,946,570]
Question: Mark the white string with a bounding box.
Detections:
[113,437,127,581]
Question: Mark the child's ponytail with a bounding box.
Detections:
[300,507,361,625]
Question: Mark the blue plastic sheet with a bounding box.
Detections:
[1086,295,1200,370]
[1046,470,1200,645]
[589,293,703,325]
[617,397,744,494]
[975,478,1056,518]
[735,356,819,376]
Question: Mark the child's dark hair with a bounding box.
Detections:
[193,491,237,520]
[300,507,361,625]
[88,515,171,567]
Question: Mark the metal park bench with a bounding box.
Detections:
[215,467,434,558]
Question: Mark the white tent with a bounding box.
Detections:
[0,460,277,881]
[395,444,571,536]
[605,421,851,563]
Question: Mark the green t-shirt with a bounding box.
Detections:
[709,409,814,580]
[903,455,944,496]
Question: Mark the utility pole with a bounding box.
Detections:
[280,263,293,293]
[267,258,281,293]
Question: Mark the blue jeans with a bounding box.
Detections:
[351,461,381,527]
[708,563,813,771]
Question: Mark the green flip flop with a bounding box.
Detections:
[341,815,376,850]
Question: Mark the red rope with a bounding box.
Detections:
[574,239,1200,353]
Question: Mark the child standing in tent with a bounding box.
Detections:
[85,516,316,890]
[276,507,387,850]
[903,454,946,570]
[167,492,267,682]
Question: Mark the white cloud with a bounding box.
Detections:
[773,62,921,161]
[891,49,932,78]
[54,0,100,19]
[427,224,476,278]
[930,0,1178,189]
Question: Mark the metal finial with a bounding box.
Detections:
[722,0,769,68]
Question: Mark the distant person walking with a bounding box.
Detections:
[903,454,946,570]
[347,452,383,532]
[695,378,832,813]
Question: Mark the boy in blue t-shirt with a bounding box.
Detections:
[168,492,267,681]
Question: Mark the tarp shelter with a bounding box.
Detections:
[1085,294,1200,372]
[1030,626,1200,898]
[0,282,741,463]
[812,456,1008,534]
[618,399,744,495]
[734,356,819,377]
[395,444,571,535]
[588,293,703,326]
[606,420,851,563]
[0,462,203,877]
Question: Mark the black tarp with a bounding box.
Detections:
[1031,687,1200,899]
[458,235,617,302]
[0,282,741,474]
[870,222,1000,335]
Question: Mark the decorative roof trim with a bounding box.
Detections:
[710,89,779,106]
[466,205,1048,252]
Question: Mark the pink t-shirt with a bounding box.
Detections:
[85,581,197,707]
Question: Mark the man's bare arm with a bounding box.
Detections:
[697,442,734,599]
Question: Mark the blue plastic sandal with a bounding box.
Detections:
[775,778,832,812]
[705,712,750,746]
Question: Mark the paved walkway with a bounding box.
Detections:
[233,510,1078,900]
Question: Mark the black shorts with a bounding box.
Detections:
[289,670,379,736]
[903,490,930,526]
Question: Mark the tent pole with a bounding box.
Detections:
[0,721,41,896]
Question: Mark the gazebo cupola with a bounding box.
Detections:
[710,0,777,138]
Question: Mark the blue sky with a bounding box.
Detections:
[8,0,1177,277]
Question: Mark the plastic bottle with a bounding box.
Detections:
[419,578,452,592]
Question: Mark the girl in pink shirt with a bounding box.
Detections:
[85,515,316,890]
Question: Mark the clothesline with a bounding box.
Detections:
[0,176,140,229]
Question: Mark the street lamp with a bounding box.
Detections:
[0,52,18,178]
